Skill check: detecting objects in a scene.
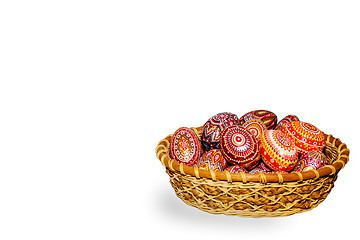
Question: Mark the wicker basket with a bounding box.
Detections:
[155,126,350,217]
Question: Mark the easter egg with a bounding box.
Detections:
[198,149,227,171]
[279,121,326,155]
[242,118,267,141]
[294,151,327,172]
[170,127,202,166]
[220,125,260,166]
[201,112,240,150]
[242,158,261,170]
[225,165,248,173]
[239,110,277,130]
[270,170,288,174]
[249,162,271,174]
[259,130,298,171]
[275,115,300,130]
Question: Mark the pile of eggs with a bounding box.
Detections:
[170,110,329,174]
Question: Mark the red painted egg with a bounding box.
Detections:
[201,112,240,150]
[242,118,267,141]
[294,150,327,172]
[259,130,298,171]
[225,165,248,173]
[239,110,277,130]
[170,127,202,166]
[275,115,299,130]
[279,121,326,155]
[220,125,260,166]
[197,149,227,171]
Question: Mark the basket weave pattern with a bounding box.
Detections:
[168,170,336,217]
[156,127,349,217]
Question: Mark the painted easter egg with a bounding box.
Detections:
[279,121,326,155]
[220,125,260,166]
[225,165,248,173]
[270,170,288,174]
[239,110,277,130]
[197,149,227,171]
[294,150,327,172]
[248,162,271,174]
[170,127,202,166]
[242,158,261,170]
[275,115,300,130]
[242,118,267,141]
[201,112,240,150]
[260,130,298,171]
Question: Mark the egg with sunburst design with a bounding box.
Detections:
[201,112,240,150]
[260,130,298,171]
[242,118,267,141]
[294,150,327,172]
[198,149,227,171]
[239,110,277,130]
[170,127,202,166]
[279,121,325,155]
[220,125,260,166]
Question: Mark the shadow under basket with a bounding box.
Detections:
[155,126,350,217]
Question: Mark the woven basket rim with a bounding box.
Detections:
[155,126,350,183]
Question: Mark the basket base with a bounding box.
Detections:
[167,169,336,218]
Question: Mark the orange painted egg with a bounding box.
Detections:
[239,110,277,130]
[170,127,202,166]
[220,125,260,166]
[279,121,325,155]
[275,115,299,130]
[201,112,240,150]
[260,130,298,171]
[294,150,327,172]
[198,149,227,171]
[242,118,267,141]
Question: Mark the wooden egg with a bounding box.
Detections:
[275,115,299,130]
[294,150,327,172]
[201,112,240,150]
[220,125,260,166]
[170,127,202,166]
[279,121,326,155]
[242,118,267,141]
[198,149,227,171]
[260,130,298,171]
[239,110,277,130]
[225,165,248,173]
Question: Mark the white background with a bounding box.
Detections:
[0,1,359,239]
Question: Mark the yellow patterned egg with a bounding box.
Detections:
[280,121,325,155]
[259,130,298,171]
